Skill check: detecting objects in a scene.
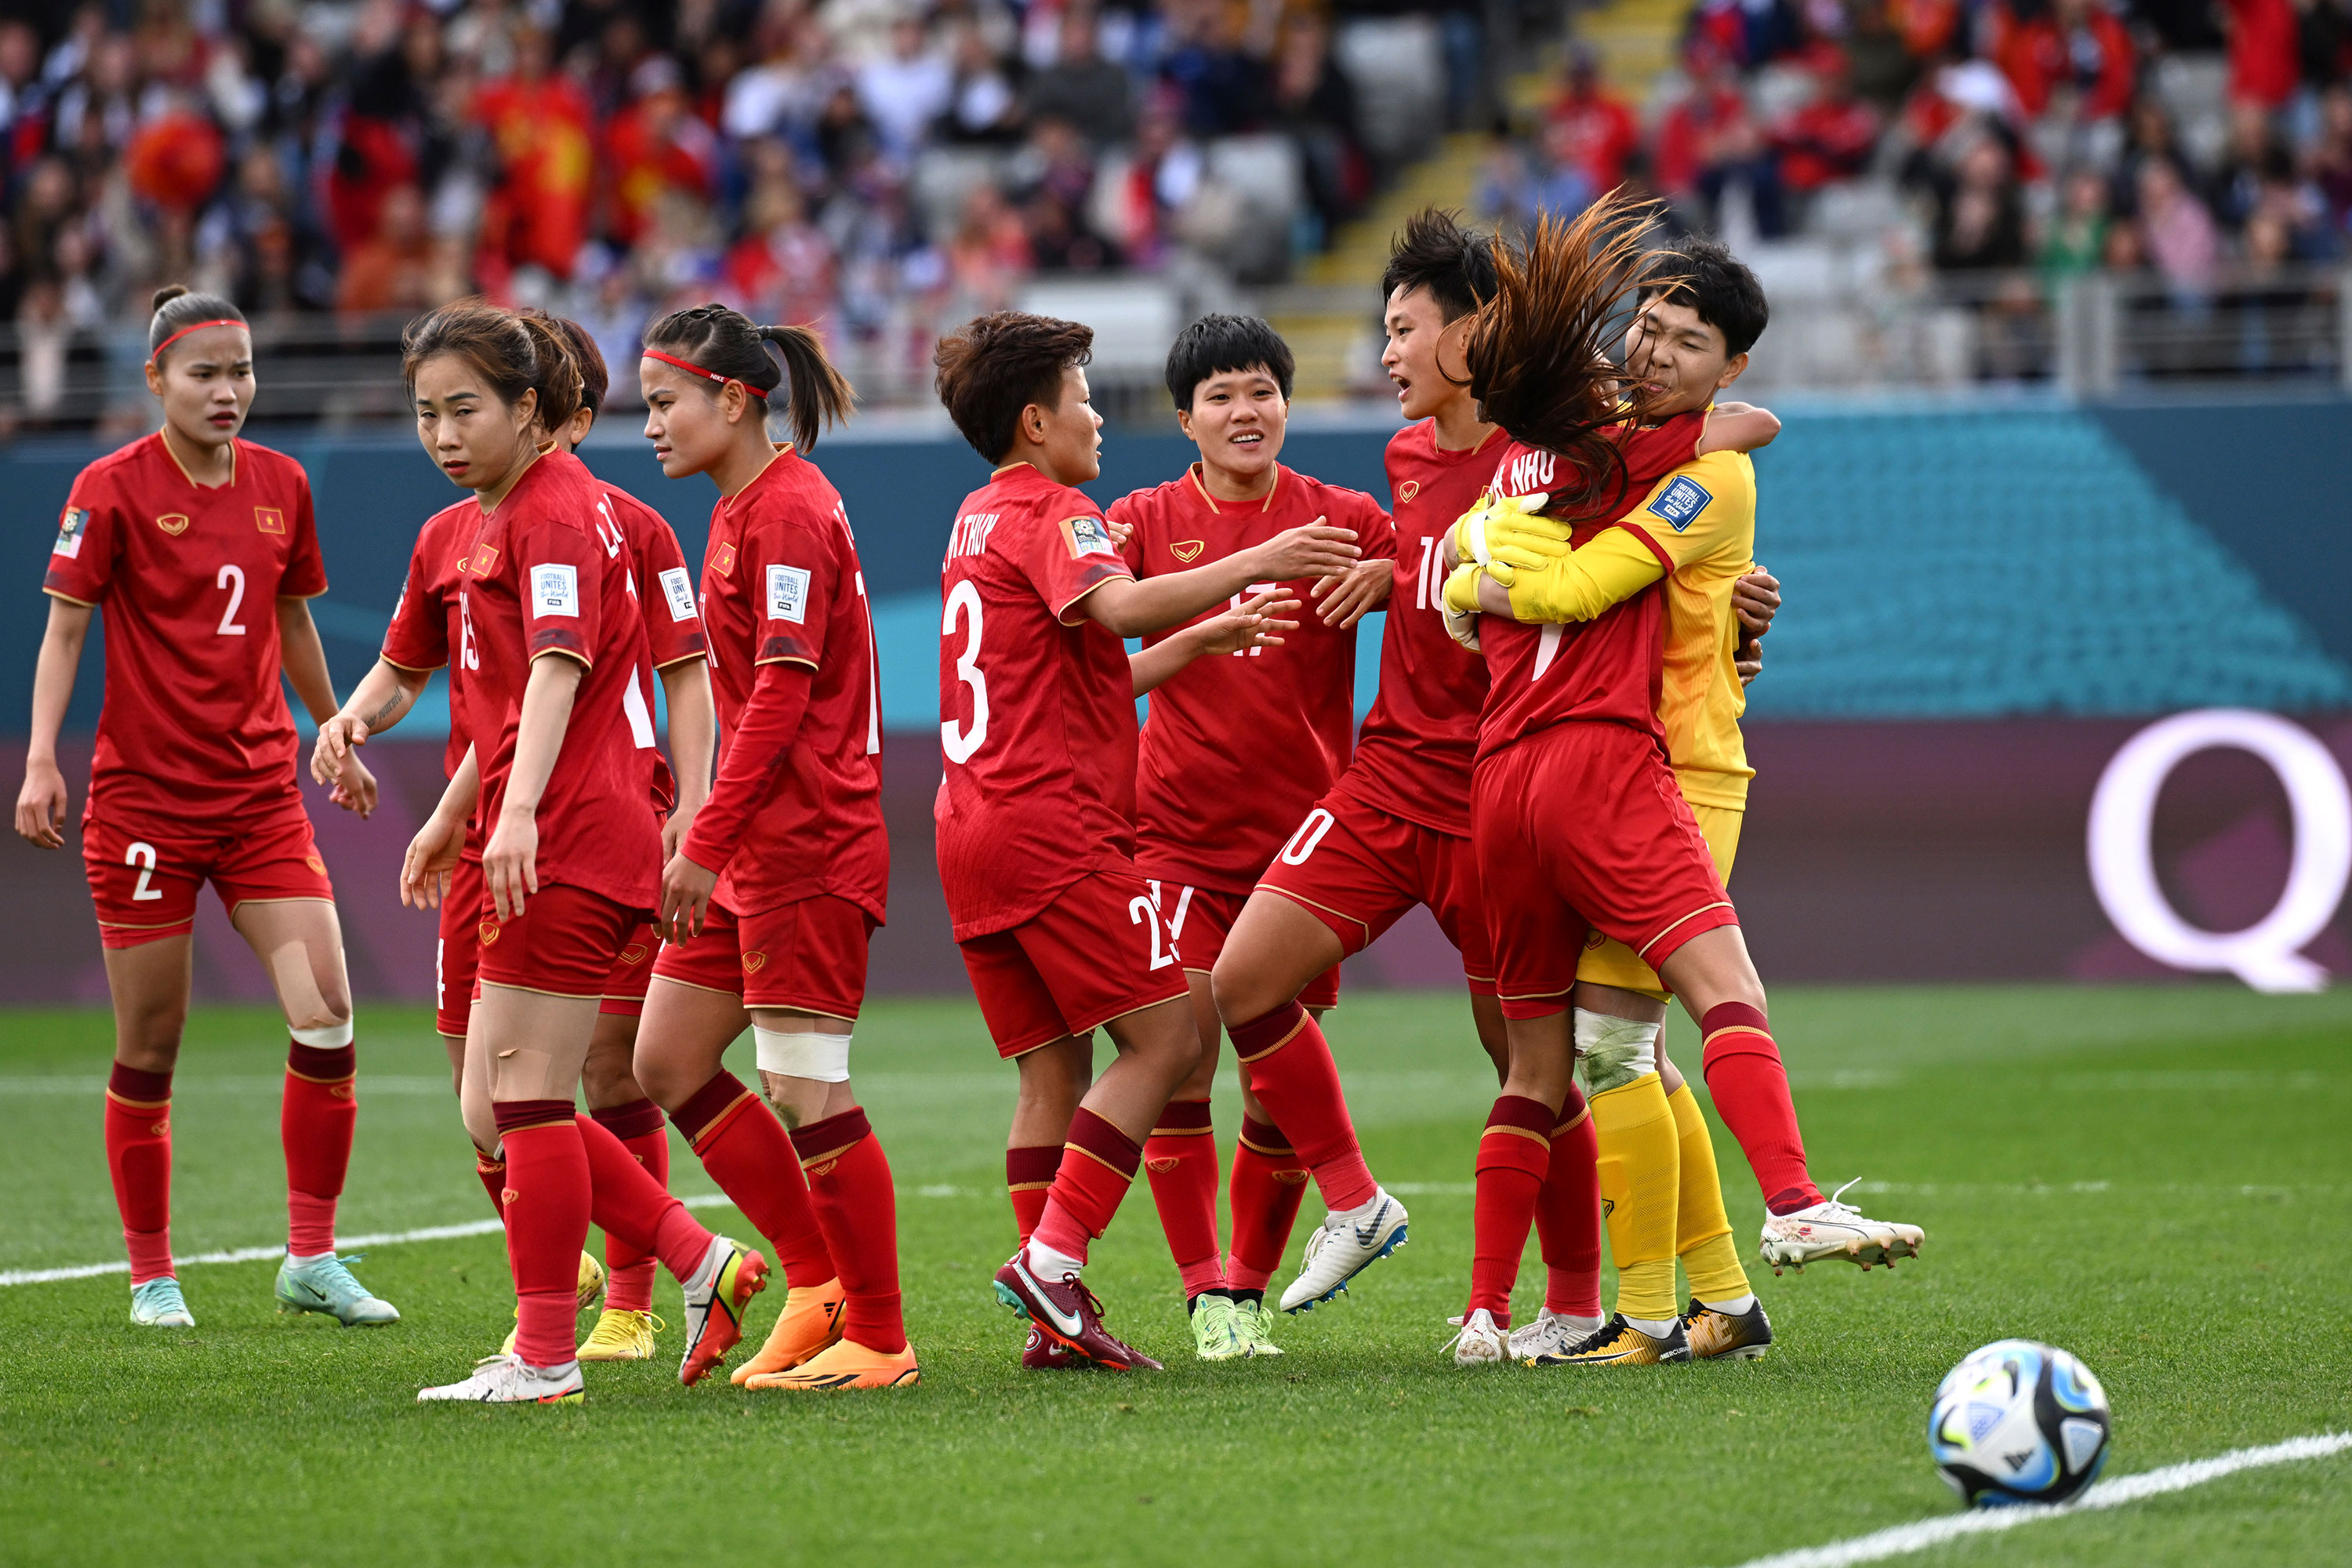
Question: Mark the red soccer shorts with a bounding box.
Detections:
[597,922,661,1018]
[474,883,641,1000]
[436,855,487,1037]
[957,870,1191,1058]
[1252,789,1495,995]
[1146,879,1341,1011]
[82,802,335,949]
[1472,721,1739,1020]
[650,895,877,1018]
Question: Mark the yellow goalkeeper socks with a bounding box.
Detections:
[1589,1069,1680,1326]
[1668,1080,1754,1308]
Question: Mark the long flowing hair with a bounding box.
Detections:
[1460,191,1681,520]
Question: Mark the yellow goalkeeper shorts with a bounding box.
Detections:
[1573,800,1743,996]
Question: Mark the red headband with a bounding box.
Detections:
[643,349,768,398]
[148,318,249,365]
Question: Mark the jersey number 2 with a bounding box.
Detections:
[216,564,246,636]
[1127,896,1176,971]
[940,579,988,764]
[125,842,163,902]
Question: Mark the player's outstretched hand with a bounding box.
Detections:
[1104,517,1134,550]
[14,757,67,849]
[659,851,720,942]
[1452,492,1569,586]
[483,811,539,921]
[311,713,369,786]
[329,753,379,818]
[400,810,466,910]
[1192,590,1301,657]
[1251,518,1360,582]
[1312,558,1392,628]
[1733,564,1780,636]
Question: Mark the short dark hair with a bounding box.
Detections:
[934,310,1094,463]
[1380,208,1501,325]
[1639,234,1769,357]
[1163,313,1294,410]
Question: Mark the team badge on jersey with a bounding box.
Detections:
[532,562,580,618]
[1060,514,1117,559]
[253,506,285,535]
[713,541,738,577]
[1646,475,1713,532]
[1397,481,1420,504]
[154,513,190,537]
[53,507,89,558]
[765,563,811,623]
[659,566,697,622]
[1171,539,1203,563]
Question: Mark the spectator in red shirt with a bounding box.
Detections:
[1993,0,2135,122]
[1545,47,1639,194]
[1658,45,1788,235]
[1773,52,1883,194]
[472,28,597,281]
[2221,0,2299,110]
[604,56,719,250]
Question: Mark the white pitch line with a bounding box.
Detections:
[1726,1432,2352,1568]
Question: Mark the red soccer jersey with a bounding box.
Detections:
[935,462,1138,939]
[44,433,327,828]
[382,499,482,787]
[1470,416,1704,762]
[1109,463,1394,892]
[678,445,887,920]
[548,450,707,813]
[452,452,661,910]
[1331,422,1507,838]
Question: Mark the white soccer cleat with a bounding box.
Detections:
[1445,1308,1511,1367]
[1278,1189,1409,1313]
[1507,1308,1605,1361]
[417,1352,583,1405]
[129,1277,194,1328]
[1759,1178,1926,1274]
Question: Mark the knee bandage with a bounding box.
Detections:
[290,1019,354,1050]
[1573,1010,1661,1096]
[754,1027,852,1083]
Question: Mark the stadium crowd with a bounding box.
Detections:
[0,0,1457,426]
[1486,0,2352,285]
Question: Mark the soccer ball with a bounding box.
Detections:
[1927,1339,2111,1507]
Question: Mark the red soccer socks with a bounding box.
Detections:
[282,1040,356,1258]
[669,1071,836,1288]
[495,1103,593,1368]
[576,1112,714,1280]
[1229,1001,1376,1212]
[1699,1003,1823,1214]
[1468,1094,1555,1323]
[1225,1115,1308,1294]
[1005,1145,1059,1244]
[475,1152,509,1219]
[790,1108,906,1355]
[1144,1098,1225,1298]
[1534,1090,1603,1319]
[104,1063,174,1283]
[588,1099,669,1313]
[1029,1108,1141,1265]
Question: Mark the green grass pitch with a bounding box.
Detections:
[2,984,2348,1567]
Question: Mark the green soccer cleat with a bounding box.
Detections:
[275,1254,401,1326]
[129,1277,194,1328]
[1190,1294,1247,1361]
[1232,1298,1284,1357]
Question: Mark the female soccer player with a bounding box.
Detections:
[625,303,921,1391]
[14,286,394,1331]
[314,303,765,1403]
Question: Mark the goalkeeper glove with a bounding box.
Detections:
[1450,490,1572,586]
[1439,562,1485,650]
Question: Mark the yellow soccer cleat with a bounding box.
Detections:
[577,1308,663,1362]
[1526,1312,1693,1367]
[575,1250,608,1312]
[729,1276,846,1385]
[1682,1298,1773,1361]
[746,1336,920,1391]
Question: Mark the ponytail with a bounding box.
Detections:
[642,303,855,451]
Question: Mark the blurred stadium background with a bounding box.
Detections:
[0,0,2345,1004]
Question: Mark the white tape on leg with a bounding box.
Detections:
[754,1028,851,1083]
[290,1019,354,1050]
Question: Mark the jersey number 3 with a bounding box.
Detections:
[940,579,988,764]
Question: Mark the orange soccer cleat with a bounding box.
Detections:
[729,1277,848,1385]
[746,1336,920,1391]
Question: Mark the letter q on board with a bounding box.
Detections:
[2087,709,2352,993]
